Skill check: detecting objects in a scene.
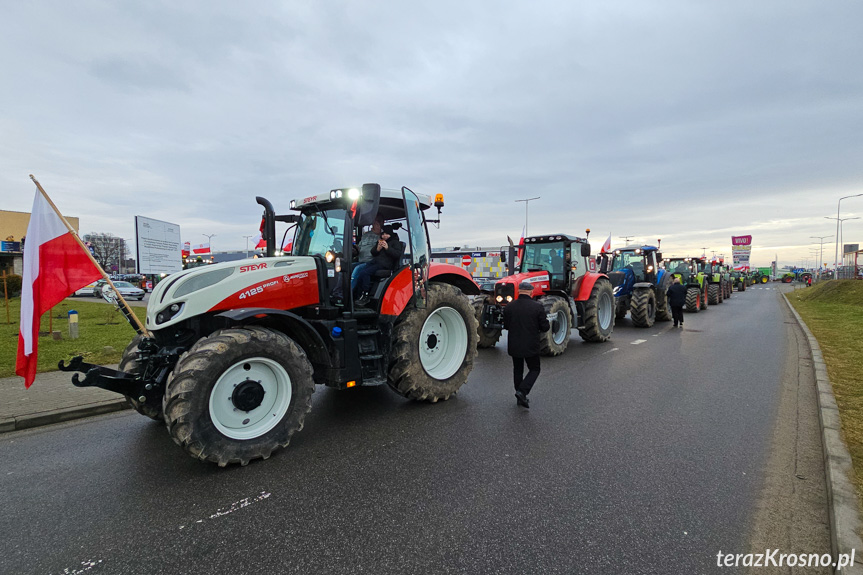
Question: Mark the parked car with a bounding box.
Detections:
[92,279,109,297]
[73,282,98,297]
[98,280,146,301]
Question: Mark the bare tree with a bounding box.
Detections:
[83,232,129,274]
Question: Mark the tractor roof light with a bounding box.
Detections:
[635,248,641,254]
[289,200,296,209]
[434,193,445,208]
[347,188,360,200]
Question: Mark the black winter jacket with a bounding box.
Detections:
[666,283,687,307]
[503,295,550,358]
[371,234,405,270]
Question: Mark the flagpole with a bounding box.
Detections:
[29,175,148,336]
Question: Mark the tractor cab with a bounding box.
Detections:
[663,257,696,284]
[494,234,591,301]
[602,246,662,293]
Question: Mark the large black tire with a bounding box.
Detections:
[717,282,724,303]
[630,288,656,328]
[708,283,720,305]
[388,283,478,402]
[163,326,314,466]
[739,282,746,292]
[473,298,502,349]
[615,296,628,320]
[655,274,672,322]
[119,334,164,421]
[578,278,614,342]
[700,283,709,310]
[685,287,700,313]
[539,296,571,356]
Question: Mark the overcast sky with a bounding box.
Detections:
[2,1,862,268]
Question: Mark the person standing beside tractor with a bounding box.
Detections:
[503,281,550,408]
[666,276,687,328]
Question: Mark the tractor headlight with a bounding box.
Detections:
[156,302,184,325]
[505,295,513,302]
[325,250,336,263]
[647,265,653,272]
[347,188,361,200]
[290,200,296,209]
[496,295,503,303]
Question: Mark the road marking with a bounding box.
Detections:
[631,339,647,345]
[52,559,103,574]
[652,333,661,337]
[602,347,619,354]
[179,491,271,529]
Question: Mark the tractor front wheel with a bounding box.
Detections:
[655,275,672,322]
[685,287,700,313]
[388,283,478,402]
[578,279,614,342]
[630,288,656,328]
[540,296,572,355]
[119,334,164,421]
[473,298,502,349]
[163,326,314,466]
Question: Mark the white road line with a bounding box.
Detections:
[631,339,647,345]
[179,491,271,530]
[602,347,619,354]
[652,333,661,337]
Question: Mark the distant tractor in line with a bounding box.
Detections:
[598,245,672,328]
[474,232,615,356]
[663,257,708,312]
[731,270,748,291]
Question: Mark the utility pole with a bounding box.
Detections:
[514,197,540,237]
[619,236,634,246]
[825,216,860,274]
[700,247,709,257]
[833,193,863,273]
[811,235,833,280]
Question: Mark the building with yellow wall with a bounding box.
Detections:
[0,209,80,276]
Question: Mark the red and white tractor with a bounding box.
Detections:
[474,232,615,355]
[61,184,480,466]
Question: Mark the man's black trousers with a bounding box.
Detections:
[512,355,541,396]
[671,305,684,325]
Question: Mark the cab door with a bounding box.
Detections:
[402,187,430,308]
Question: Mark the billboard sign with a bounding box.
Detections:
[731,235,752,271]
[135,216,182,275]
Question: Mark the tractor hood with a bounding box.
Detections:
[146,257,319,331]
[494,271,550,300]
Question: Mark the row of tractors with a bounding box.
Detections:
[472,240,742,357]
[59,184,747,467]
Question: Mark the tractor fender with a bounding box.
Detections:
[572,272,607,302]
[633,282,654,290]
[214,308,331,368]
[380,264,480,319]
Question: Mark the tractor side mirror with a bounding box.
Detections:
[655,252,663,262]
[356,183,381,227]
[598,256,609,274]
[500,251,506,264]
[580,243,591,257]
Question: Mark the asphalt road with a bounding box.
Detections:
[0,285,827,574]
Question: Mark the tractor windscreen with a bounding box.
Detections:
[521,242,565,274]
[294,209,347,257]
[666,260,692,280]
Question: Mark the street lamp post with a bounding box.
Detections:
[834,194,863,272]
[242,235,253,259]
[811,235,833,280]
[825,216,861,276]
[514,197,540,237]
[202,233,216,262]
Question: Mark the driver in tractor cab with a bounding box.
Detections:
[355,226,405,305]
[351,213,385,297]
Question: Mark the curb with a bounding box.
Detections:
[783,292,863,573]
[0,399,130,433]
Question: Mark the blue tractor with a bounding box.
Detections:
[598,245,672,328]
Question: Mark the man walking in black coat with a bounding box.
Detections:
[666,276,687,328]
[503,282,550,408]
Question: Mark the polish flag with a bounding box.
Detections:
[192,242,211,254]
[600,234,612,253]
[17,189,103,387]
[181,242,190,258]
[251,233,266,249]
[282,239,293,253]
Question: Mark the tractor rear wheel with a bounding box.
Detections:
[163,326,314,466]
[539,296,571,355]
[388,283,478,402]
[119,334,164,421]
[685,287,700,313]
[630,288,656,328]
[655,274,672,322]
[578,279,614,342]
[473,298,502,349]
[700,284,709,310]
[708,284,720,305]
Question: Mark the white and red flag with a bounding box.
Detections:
[600,234,612,253]
[16,187,103,387]
[250,233,267,250]
[191,242,211,254]
[181,241,190,258]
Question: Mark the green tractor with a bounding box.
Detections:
[731,270,748,292]
[662,257,708,312]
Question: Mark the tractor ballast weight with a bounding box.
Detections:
[60,185,481,466]
[600,246,672,327]
[474,233,615,355]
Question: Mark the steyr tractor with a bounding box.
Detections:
[599,246,672,327]
[60,185,481,466]
[474,233,615,355]
[662,257,708,312]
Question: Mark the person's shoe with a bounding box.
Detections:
[515,391,530,408]
[356,292,371,305]
[673,322,678,328]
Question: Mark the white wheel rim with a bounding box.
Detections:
[551,310,569,344]
[208,357,292,440]
[419,306,468,380]
[598,291,613,328]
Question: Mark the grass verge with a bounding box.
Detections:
[789,280,863,497]
[0,296,144,378]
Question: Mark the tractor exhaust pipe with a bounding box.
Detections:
[256,197,277,258]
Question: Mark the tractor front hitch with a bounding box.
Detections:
[58,357,161,407]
